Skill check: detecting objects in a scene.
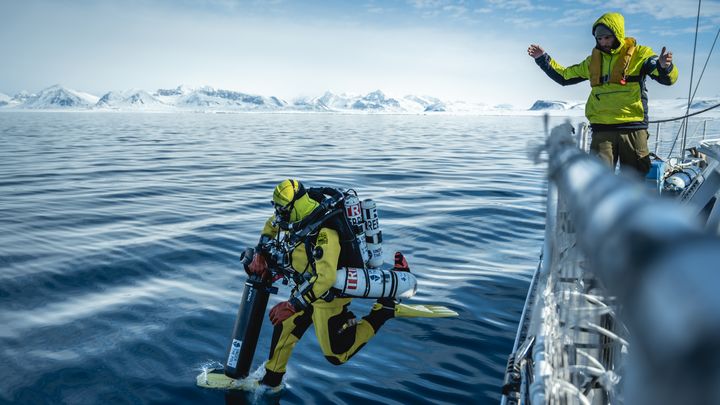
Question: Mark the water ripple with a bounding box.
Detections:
[0,112,570,404]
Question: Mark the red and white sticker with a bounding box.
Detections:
[347,268,358,290]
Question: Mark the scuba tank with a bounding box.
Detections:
[332,267,417,299]
[362,199,384,268]
[343,193,370,266]
[663,166,702,197]
[223,247,277,379]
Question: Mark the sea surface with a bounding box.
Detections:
[0,111,638,404]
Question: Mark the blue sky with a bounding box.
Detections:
[1,0,719,106]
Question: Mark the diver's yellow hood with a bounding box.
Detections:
[271,179,318,223]
[289,193,318,222]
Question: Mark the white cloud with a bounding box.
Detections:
[576,0,720,20]
[473,8,492,14]
[366,6,386,14]
[442,4,468,17]
[504,16,544,29]
[485,0,555,12]
[407,0,471,19]
[650,22,720,36]
[409,0,450,9]
[552,8,598,26]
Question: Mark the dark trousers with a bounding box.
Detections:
[590,129,651,176]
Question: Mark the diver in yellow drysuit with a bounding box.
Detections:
[246,179,409,387]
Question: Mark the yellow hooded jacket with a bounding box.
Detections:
[534,12,678,130]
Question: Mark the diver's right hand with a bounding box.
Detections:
[528,44,545,59]
[247,253,268,277]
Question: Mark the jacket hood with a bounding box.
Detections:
[593,12,625,48]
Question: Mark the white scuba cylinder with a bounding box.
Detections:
[332,267,417,299]
[343,193,369,266]
[362,199,384,268]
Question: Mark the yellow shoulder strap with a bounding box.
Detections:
[610,37,637,84]
[590,37,637,86]
[590,48,602,87]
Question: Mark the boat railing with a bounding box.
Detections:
[503,122,720,405]
[552,123,720,405]
[651,118,716,160]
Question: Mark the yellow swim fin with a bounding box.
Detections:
[196,368,262,391]
[394,303,458,318]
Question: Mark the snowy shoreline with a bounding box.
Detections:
[0,107,714,120]
[1,85,717,117]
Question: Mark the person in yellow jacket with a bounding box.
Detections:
[246,179,409,388]
[528,12,678,175]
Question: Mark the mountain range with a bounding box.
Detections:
[1,85,718,115]
[0,85,480,113]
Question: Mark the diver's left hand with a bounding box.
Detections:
[659,46,673,69]
[269,301,296,325]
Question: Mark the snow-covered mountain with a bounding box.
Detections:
[19,85,99,109]
[690,99,719,110]
[153,85,193,105]
[175,87,287,110]
[96,89,166,109]
[529,100,579,111]
[10,91,35,105]
[291,94,333,111]
[423,102,447,112]
[350,90,402,111]
[291,91,483,113]
[403,94,442,108]
[313,91,355,110]
[294,90,405,112]
[2,84,715,116]
[399,95,447,112]
[155,85,194,97]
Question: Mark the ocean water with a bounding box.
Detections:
[0,112,552,404]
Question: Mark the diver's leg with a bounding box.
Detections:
[313,299,394,365]
[261,305,314,387]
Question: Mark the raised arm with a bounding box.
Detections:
[528,44,589,86]
[644,46,678,86]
